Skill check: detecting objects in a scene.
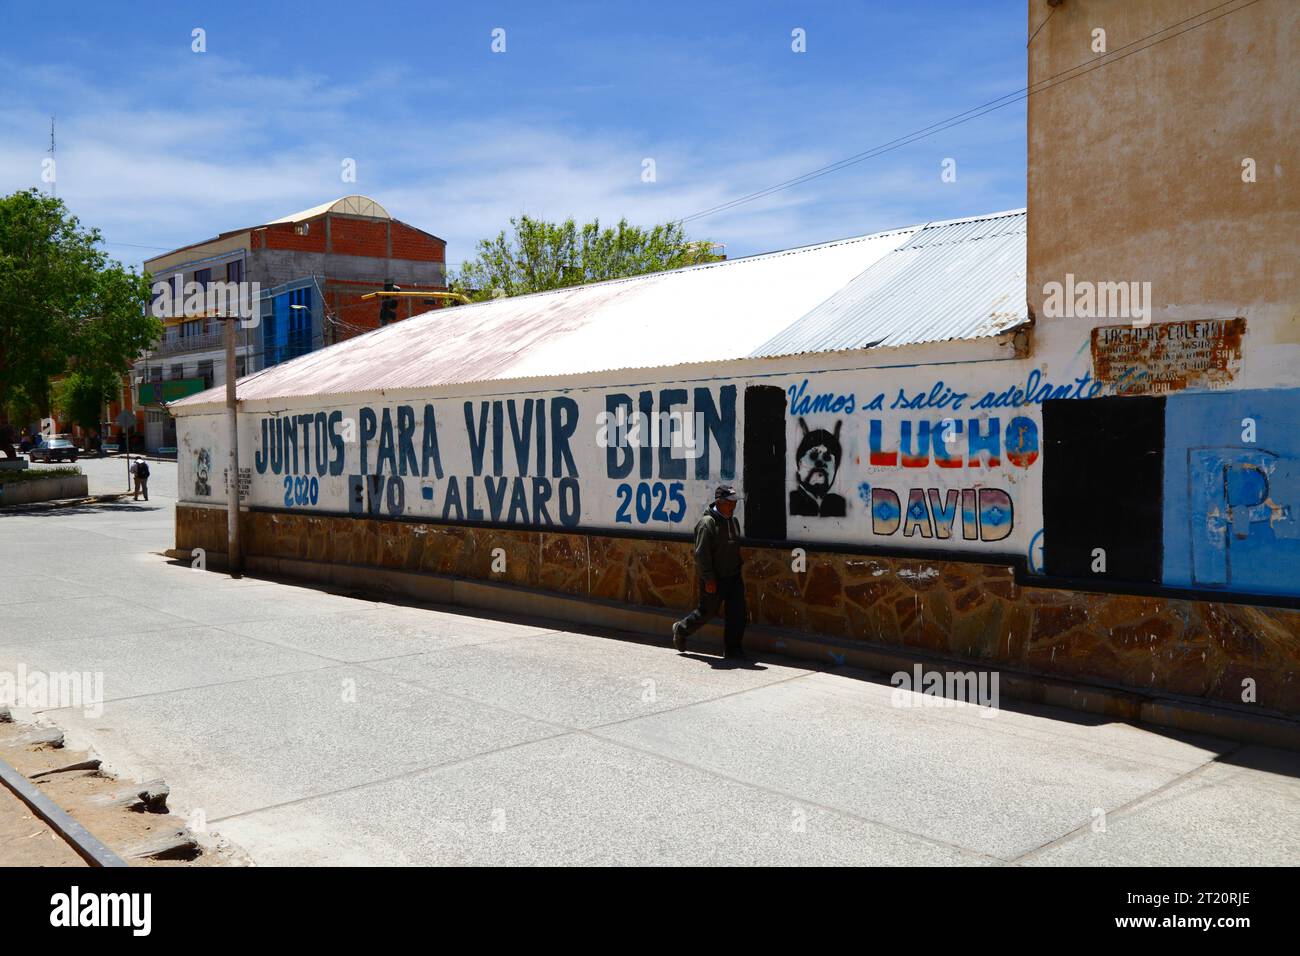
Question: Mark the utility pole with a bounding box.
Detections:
[224,315,242,578]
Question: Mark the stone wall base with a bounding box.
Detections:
[176,504,1300,722]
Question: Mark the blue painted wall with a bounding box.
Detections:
[1163,388,1300,595]
[261,285,314,368]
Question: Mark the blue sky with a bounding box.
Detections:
[0,0,1028,274]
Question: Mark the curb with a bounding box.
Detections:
[166,549,1300,752]
[0,753,128,867]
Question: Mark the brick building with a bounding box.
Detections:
[131,196,445,453]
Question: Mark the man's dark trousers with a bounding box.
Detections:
[676,573,746,653]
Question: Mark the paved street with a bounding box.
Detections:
[1,462,1297,865]
[23,453,176,501]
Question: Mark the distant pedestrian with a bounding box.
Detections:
[132,457,150,501]
[672,485,748,660]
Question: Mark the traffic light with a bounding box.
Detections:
[379,281,400,325]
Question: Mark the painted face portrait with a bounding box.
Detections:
[790,418,848,518]
[195,448,212,496]
[798,439,839,492]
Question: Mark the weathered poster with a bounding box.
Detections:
[1091,318,1245,395]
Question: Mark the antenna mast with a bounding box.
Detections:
[48,117,56,197]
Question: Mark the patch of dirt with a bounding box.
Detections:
[0,713,247,867]
[0,784,87,866]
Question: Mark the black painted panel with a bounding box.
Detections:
[1042,395,1165,582]
[743,385,787,541]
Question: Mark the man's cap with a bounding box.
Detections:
[714,485,739,502]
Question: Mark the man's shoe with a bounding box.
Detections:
[671,622,687,652]
[724,648,750,661]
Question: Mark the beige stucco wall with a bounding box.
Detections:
[1027,0,1300,386]
[144,233,250,280]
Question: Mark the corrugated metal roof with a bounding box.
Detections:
[170,225,918,409]
[750,208,1028,358]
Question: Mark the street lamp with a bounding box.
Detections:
[289,301,326,360]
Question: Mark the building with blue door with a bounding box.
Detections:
[131,196,445,452]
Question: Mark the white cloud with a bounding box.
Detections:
[0,48,1024,271]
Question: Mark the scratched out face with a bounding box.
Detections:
[798,443,838,493]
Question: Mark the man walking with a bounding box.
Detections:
[132,457,150,501]
[672,485,748,660]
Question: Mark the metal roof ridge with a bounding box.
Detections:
[916,207,1027,227]
[420,221,927,315]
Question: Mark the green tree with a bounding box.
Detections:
[52,369,118,433]
[0,188,158,413]
[449,215,723,303]
[3,385,40,430]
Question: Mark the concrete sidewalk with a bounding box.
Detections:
[1,488,1297,865]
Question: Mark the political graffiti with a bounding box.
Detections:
[780,367,1051,554]
[180,386,737,533]
[194,448,211,497]
[175,364,1076,558]
[174,348,1300,600]
[790,419,847,517]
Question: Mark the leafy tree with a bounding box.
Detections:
[3,385,40,430]
[449,215,723,303]
[53,369,119,433]
[0,188,158,414]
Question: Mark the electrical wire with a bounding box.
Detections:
[1026,4,1058,47]
[673,0,1263,226]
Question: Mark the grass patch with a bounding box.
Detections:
[0,465,82,485]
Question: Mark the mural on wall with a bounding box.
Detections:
[1163,388,1300,597]
[789,418,846,517]
[229,387,738,533]
[194,448,211,497]
[254,399,589,527]
[781,373,1049,554]
[167,324,1300,602]
[174,363,1100,561]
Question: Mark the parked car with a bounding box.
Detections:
[29,436,79,462]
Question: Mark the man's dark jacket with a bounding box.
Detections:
[693,505,743,582]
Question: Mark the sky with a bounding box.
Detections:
[0,1,1029,274]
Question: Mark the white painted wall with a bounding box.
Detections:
[175,292,1286,583]
[174,332,1064,565]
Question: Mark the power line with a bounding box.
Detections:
[1026,4,1059,48]
[104,241,174,251]
[673,0,1262,227]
